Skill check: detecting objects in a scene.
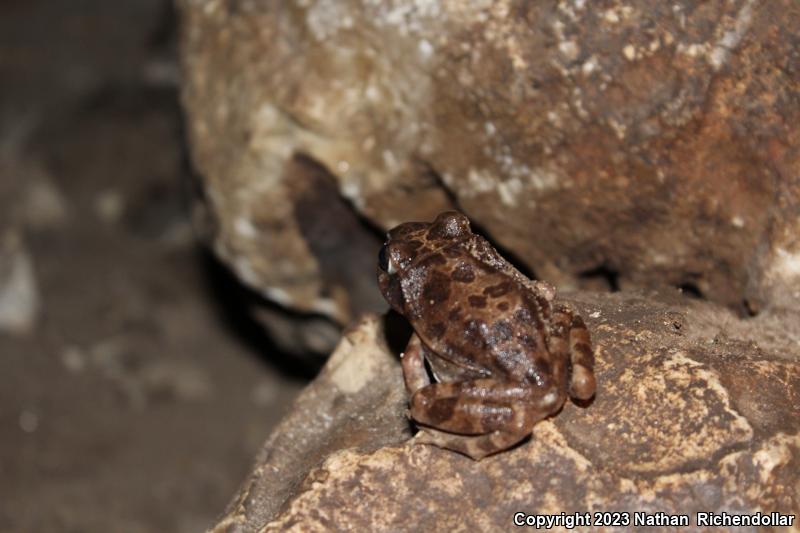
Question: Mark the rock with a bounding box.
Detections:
[87,334,214,408]
[252,304,344,358]
[179,0,800,324]
[211,314,409,532]
[0,232,39,335]
[208,295,800,532]
[94,189,125,223]
[0,145,69,232]
[17,172,69,230]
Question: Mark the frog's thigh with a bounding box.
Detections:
[411,380,558,434]
[401,333,431,395]
[414,427,529,461]
[551,305,596,401]
[566,313,596,400]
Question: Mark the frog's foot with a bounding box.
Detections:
[551,305,596,401]
[413,427,529,461]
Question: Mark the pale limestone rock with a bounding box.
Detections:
[209,295,800,532]
[179,0,800,327]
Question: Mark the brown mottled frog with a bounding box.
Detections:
[378,212,596,460]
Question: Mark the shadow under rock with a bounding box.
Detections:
[198,249,323,381]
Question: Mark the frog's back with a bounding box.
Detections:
[402,244,555,383]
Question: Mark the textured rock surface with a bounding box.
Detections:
[179,0,800,325]
[209,297,800,532]
[211,314,410,532]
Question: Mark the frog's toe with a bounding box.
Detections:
[569,364,596,400]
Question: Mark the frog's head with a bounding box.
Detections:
[377,211,471,312]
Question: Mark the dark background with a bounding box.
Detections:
[0,2,306,531]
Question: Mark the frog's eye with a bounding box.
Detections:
[378,245,392,273]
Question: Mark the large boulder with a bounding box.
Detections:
[178,0,800,330]
[209,294,800,532]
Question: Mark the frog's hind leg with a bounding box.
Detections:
[558,307,596,400]
[409,379,560,433]
[409,379,562,459]
[413,427,529,461]
[401,333,431,396]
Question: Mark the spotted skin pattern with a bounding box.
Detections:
[378,212,596,460]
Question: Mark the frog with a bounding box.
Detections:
[377,211,596,460]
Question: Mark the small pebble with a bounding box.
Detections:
[19,409,39,433]
[0,233,39,335]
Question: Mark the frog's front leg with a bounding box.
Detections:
[409,379,563,460]
[400,333,430,395]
